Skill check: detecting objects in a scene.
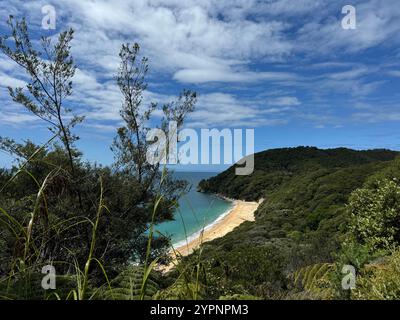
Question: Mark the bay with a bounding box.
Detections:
[154,172,233,246]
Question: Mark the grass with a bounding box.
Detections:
[0,133,225,300]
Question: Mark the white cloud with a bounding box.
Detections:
[187,92,288,127]
[297,0,400,54]
[51,0,293,78]
[268,96,301,106]
[352,111,400,123]
[387,70,400,77]
[0,73,26,88]
[173,67,298,84]
[0,111,37,124]
[1,0,400,132]
[324,67,371,81]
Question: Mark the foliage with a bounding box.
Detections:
[219,294,262,300]
[0,16,83,177]
[193,147,400,299]
[96,266,159,300]
[0,17,196,300]
[0,271,77,300]
[199,146,398,201]
[288,263,335,300]
[347,178,400,251]
[352,249,400,300]
[2,16,400,302]
[153,278,204,300]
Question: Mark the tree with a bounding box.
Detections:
[348,178,400,251]
[0,16,83,176]
[110,42,197,264]
[0,19,197,285]
[112,43,196,182]
[111,42,197,225]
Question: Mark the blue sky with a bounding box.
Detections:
[1,0,400,171]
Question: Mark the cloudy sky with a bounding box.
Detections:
[1,0,400,169]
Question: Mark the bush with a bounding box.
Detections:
[348,179,400,251]
[352,249,400,300]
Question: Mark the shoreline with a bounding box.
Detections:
[160,197,261,272]
[171,194,235,249]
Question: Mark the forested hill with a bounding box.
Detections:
[198,146,399,201]
[188,147,400,299]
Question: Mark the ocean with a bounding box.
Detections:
[154,172,233,247]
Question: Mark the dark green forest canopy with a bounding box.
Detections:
[198,146,399,201]
[190,147,400,298]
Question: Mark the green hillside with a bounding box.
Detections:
[186,147,400,298]
[198,146,399,201]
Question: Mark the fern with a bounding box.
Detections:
[290,263,334,299]
[95,266,158,300]
[153,278,204,300]
[219,294,262,300]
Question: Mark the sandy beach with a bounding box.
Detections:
[160,199,260,272]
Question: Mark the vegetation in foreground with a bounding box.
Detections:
[1,17,400,300]
[0,16,198,300]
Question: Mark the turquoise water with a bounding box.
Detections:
[154,172,233,246]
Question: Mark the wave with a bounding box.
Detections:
[172,198,235,248]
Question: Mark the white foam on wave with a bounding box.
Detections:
[172,198,236,249]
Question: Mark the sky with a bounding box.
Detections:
[1,0,400,171]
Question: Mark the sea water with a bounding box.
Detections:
[154,172,233,247]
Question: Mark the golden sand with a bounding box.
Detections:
[160,199,260,272]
